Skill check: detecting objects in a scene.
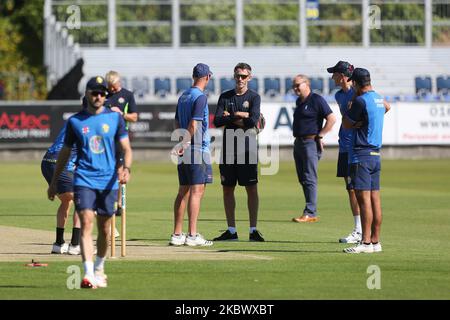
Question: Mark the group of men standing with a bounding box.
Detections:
[44,60,389,289]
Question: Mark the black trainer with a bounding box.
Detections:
[213,230,238,241]
[249,230,265,242]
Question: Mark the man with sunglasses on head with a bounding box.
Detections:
[291,75,336,223]
[48,76,132,289]
[213,62,264,242]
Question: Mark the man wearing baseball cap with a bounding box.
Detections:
[342,68,390,254]
[48,76,133,287]
[327,61,362,245]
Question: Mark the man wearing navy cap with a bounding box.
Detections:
[291,75,336,223]
[48,76,133,287]
[342,68,390,254]
[170,63,214,247]
[327,61,362,244]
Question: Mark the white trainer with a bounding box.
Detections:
[94,270,108,288]
[372,242,382,253]
[339,230,362,244]
[184,234,213,247]
[51,242,69,254]
[67,244,81,255]
[343,243,374,254]
[169,233,186,246]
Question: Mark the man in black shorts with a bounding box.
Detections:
[213,62,264,242]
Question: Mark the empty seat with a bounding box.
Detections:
[131,76,150,98]
[176,78,192,94]
[263,77,281,97]
[415,76,432,98]
[436,75,450,96]
[121,76,128,90]
[328,78,338,94]
[310,77,324,94]
[285,77,294,95]
[154,78,171,97]
[205,78,215,96]
[220,77,235,93]
[248,77,259,93]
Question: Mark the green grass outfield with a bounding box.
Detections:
[0,160,449,300]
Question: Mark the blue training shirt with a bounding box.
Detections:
[64,107,128,190]
[175,87,210,153]
[335,87,355,153]
[45,123,77,172]
[345,90,385,163]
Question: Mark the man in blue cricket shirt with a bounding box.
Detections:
[327,61,362,244]
[291,75,336,223]
[170,63,213,247]
[342,68,389,254]
[48,76,133,288]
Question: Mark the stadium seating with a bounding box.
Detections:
[176,77,192,94]
[205,78,216,97]
[328,78,338,94]
[131,76,150,98]
[415,76,432,99]
[220,77,235,93]
[154,77,171,97]
[248,77,259,93]
[285,77,294,95]
[436,75,450,97]
[121,76,128,90]
[310,77,324,94]
[264,77,281,97]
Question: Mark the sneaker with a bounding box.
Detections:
[184,234,213,247]
[94,270,108,288]
[169,233,186,246]
[249,230,265,242]
[213,230,238,241]
[80,276,97,289]
[114,227,120,238]
[67,244,81,255]
[51,242,69,254]
[292,214,319,223]
[372,242,382,253]
[343,243,374,254]
[339,230,362,244]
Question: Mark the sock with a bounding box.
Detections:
[372,242,379,245]
[249,227,257,233]
[228,227,236,234]
[354,215,362,233]
[363,242,371,246]
[94,256,105,272]
[71,227,81,246]
[56,228,65,245]
[84,261,94,278]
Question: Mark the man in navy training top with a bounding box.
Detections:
[48,76,133,288]
[170,63,214,247]
[105,70,137,222]
[41,123,81,255]
[213,62,265,242]
[291,75,336,223]
[342,68,390,254]
[327,61,362,244]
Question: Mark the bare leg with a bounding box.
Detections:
[370,190,382,243]
[344,177,360,217]
[355,190,373,244]
[245,184,259,228]
[72,210,81,228]
[79,209,95,262]
[56,192,73,228]
[187,184,205,235]
[96,214,112,258]
[223,186,236,228]
[173,186,190,234]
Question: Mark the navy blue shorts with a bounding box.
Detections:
[219,164,258,186]
[177,157,213,186]
[337,152,350,178]
[41,160,74,194]
[74,186,118,216]
[349,160,381,191]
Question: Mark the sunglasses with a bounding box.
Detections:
[235,74,250,80]
[90,91,106,97]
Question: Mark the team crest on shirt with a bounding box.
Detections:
[89,136,105,154]
[242,101,250,109]
[118,97,125,104]
[102,124,110,133]
[82,126,89,134]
